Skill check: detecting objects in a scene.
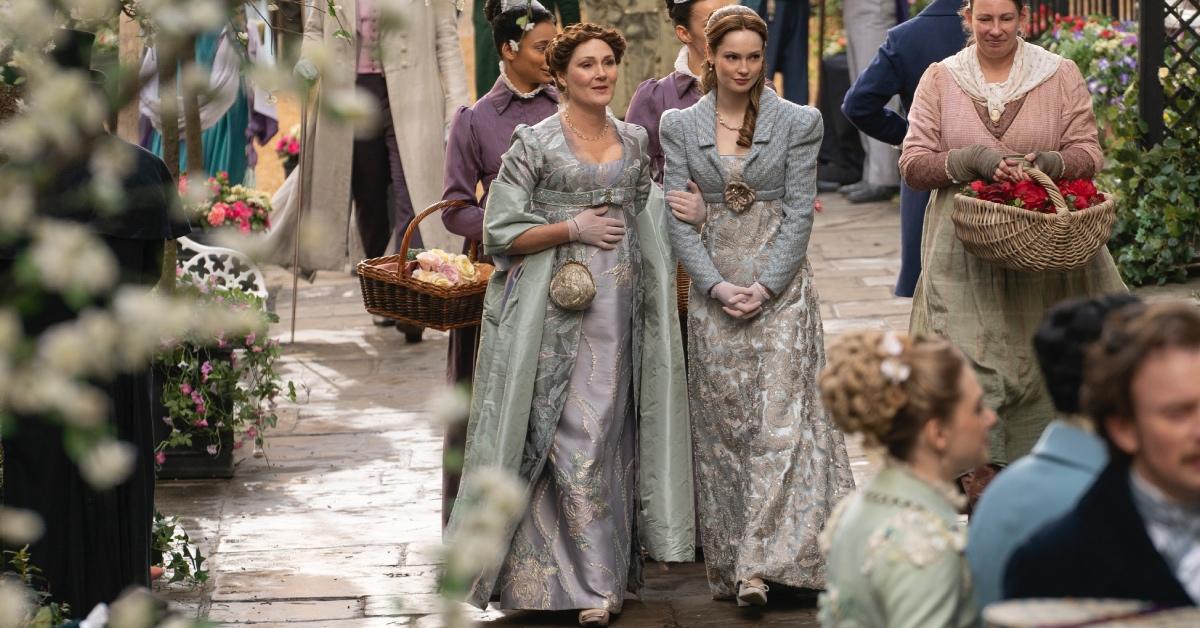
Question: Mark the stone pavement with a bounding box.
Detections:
[155,191,1199,627]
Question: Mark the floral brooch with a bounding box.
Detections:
[723,174,755,213]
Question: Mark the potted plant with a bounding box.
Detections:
[154,271,295,479]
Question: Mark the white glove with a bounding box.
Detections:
[667,180,706,231]
[294,58,319,83]
[568,207,625,250]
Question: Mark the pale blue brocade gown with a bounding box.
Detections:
[496,124,641,613]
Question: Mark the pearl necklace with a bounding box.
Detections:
[716,110,743,132]
[563,108,609,142]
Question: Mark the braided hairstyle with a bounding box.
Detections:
[700,5,767,149]
[484,0,556,55]
[820,331,968,461]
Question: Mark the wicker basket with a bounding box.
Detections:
[357,200,494,331]
[951,167,1116,273]
[676,262,691,315]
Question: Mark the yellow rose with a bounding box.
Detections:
[452,256,476,281]
[413,269,451,287]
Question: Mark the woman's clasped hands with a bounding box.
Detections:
[711,281,771,319]
[568,206,626,250]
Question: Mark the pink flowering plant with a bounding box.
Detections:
[178,171,273,234]
[275,123,301,173]
[155,272,296,462]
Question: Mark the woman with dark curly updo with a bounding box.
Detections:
[817,330,996,627]
[438,0,561,528]
[446,23,692,627]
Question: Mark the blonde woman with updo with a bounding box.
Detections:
[818,331,997,627]
[660,5,854,605]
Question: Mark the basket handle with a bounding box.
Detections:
[1009,159,1070,215]
[399,199,482,262]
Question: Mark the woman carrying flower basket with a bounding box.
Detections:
[899,0,1126,493]
[438,0,561,526]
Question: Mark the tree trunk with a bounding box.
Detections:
[156,44,181,292]
[115,13,143,144]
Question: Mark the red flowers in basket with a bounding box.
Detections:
[964,178,1106,214]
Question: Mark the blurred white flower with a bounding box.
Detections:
[0,578,33,628]
[0,507,44,545]
[30,220,118,296]
[38,310,120,377]
[79,438,137,490]
[429,385,471,426]
[79,602,110,628]
[8,367,108,428]
[326,86,380,135]
[443,469,525,581]
[139,0,226,36]
[106,587,158,628]
[0,177,33,233]
[63,0,121,22]
[0,309,20,354]
[0,0,59,51]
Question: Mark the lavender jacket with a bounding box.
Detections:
[626,57,702,184]
[441,78,560,251]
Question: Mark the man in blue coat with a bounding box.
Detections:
[840,0,966,297]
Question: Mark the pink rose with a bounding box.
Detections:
[195,418,209,428]
[180,382,192,395]
[438,262,461,285]
[206,444,218,455]
[239,218,251,233]
[208,203,228,226]
[201,361,213,381]
[288,140,300,155]
[155,451,166,465]
[246,426,258,439]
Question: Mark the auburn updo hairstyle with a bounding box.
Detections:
[701,6,768,149]
[545,22,627,93]
[820,331,968,461]
[484,0,556,55]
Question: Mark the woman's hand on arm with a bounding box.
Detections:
[666,181,706,231]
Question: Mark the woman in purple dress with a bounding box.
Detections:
[626,0,730,185]
[439,0,561,526]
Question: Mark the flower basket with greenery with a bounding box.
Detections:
[178,171,273,236]
[953,169,1117,272]
[154,271,295,476]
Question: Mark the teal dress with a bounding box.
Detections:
[147,30,251,184]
